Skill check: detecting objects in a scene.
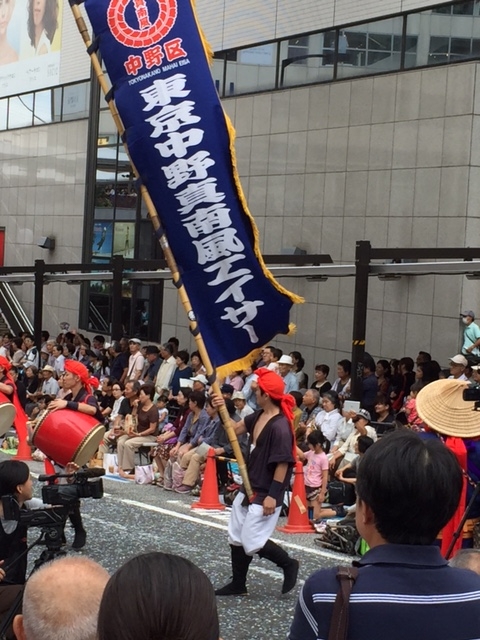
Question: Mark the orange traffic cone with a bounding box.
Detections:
[277,461,315,533]
[191,447,225,511]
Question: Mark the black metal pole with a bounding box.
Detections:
[33,259,45,348]
[111,255,123,340]
[350,241,371,401]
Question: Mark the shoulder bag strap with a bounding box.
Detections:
[328,565,359,640]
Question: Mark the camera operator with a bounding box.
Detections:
[0,460,43,638]
[47,360,103,550]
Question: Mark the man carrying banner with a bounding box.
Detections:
[213,368,299,596]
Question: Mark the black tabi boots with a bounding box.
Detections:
[215,544,253,596]
[258,539,299,594]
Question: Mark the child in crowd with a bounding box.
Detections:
[403,381,424,430]
[156,394,169,431]
[314,435,375,525]
[297,431,330,520]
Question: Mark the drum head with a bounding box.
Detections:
[0,402,16,437]
[73,424,105,467]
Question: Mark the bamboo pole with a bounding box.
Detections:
[70,4,253,497]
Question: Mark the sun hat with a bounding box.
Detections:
[232,391,246,401]
[416,379,480,438]
[278,355,294,366]
[190,374,208,385]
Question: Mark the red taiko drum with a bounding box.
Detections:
[32,409,105,467]
[0,402,16,437]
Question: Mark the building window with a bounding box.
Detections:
[225,42,278,95]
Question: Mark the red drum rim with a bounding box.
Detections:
[0,402,16,437]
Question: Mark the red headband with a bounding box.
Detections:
[64,360,99,391]
[256,367,296,428]
[0,356,11,372]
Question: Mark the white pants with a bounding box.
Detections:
[228,491,281,555]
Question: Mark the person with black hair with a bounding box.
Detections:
[170,350,192,395]
[310,364,331,394]
[97,552,219,640]
[331,359,351,398]
[289,430,480,640]
[297,431,330,520]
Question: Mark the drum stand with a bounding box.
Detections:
[0,524,66,640]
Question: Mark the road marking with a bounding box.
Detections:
[118,497,346,561]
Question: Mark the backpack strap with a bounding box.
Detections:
[327,565,359,640]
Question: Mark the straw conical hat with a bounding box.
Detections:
[416,378,480,438]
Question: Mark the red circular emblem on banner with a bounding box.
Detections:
[107,0,178,48]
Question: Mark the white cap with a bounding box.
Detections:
[449,354,468,367]
[190,374,208,385]
[278,355,294,366]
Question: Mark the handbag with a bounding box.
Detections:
[327,566,359,640]
[135,464,155,485]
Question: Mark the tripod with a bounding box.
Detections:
[0,522,67,640]
[445,481,480,561]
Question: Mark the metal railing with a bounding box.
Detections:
[0,282,34,336]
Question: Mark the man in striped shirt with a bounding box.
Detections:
[289,430,480,640]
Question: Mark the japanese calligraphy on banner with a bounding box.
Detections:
[84,0,303,372]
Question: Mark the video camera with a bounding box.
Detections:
[463,386,480,409]
[1,467,105,530]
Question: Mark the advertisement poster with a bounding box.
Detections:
[0,0,63,97]
[113,222,135,259]
[92,221,113,258]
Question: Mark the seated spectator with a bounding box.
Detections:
[225,370,244,392]
[174,397,221,494]
[232,391,254,420]
[170,350,192,396]
[313,390,345,445]
[97,552,219,640]
[449,354,469,381]
[220,383,234,399]
[262,345,282,374]
[331,359,351,398]
[416,360,440,384]
[40,365,59,399]
[109,381,124,424]
[402,381,424,430]
[373,394,395,424]
[97,381,140,460]
[242,365,259,411]
[142,345,161,382]
[12,556,109,640]
[298,389,322,440]
[153,387,191,487]
[156,394,169,430]
[289,390,303,438]
[10,338,25,367]
[310,364,331,395]
[118,382,159,474]
[191,374,208,393]
[416,350,432,365]
[98,376,115,422]
[375,359,391,396]
[190,350,206,376]
[290,351,308,388]
[329,408,376,471]
[297,431,330,520]
[335,434,374,485]
[278,355,300,393]
[164,390,210,490]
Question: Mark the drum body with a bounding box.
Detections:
[0,401,16,437]
[32,409,105,467]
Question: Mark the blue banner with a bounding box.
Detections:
[84,0,302,372]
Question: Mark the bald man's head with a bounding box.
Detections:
[14,556,109,640]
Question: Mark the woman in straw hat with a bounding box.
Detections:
[416,379,480,557]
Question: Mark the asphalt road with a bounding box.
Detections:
[4,454,347,640]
